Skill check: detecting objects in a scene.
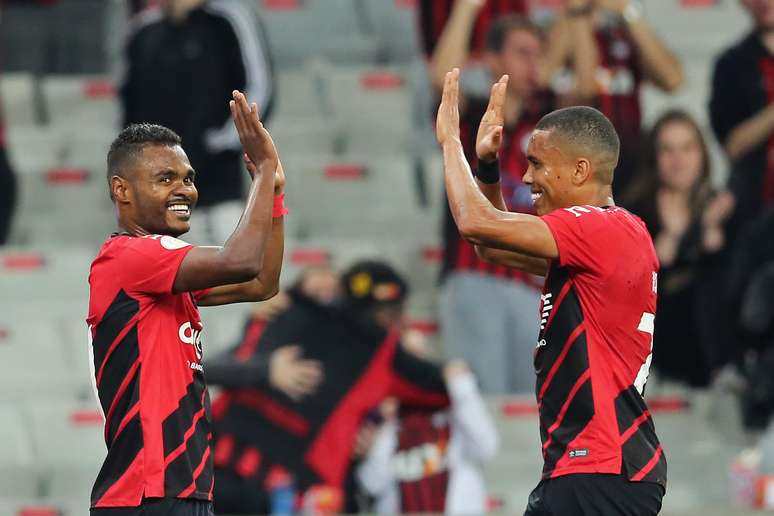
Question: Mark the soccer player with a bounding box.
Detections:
[436,68,666,515]
[87,91,284,515]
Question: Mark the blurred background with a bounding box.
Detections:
[2,0,774,514]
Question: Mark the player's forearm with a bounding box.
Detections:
[476,179,508,212]
[220,166,276,279]
[429,0,480,91]
[252,211,284,299]
[474,245,548,276]
[443,138,500,238]
[725,105,774,161]
[627,18,683,92]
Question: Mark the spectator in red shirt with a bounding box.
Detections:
[430,1,553,393]
[546,0,683,196]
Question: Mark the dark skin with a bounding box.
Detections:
[110,91,284,305]
[435,68,614,275]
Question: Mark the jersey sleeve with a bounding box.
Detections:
[118,235,195,296]
[541,206,613,273]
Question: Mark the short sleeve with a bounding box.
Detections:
[118,235,195,296]
[541,205,612,273]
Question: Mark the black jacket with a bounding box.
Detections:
[208,290,449,493]
[121,1,274,207]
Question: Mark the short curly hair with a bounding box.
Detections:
[106,123,182,197]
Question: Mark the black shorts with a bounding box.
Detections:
[524,474,665,516]
[90,497,214,516]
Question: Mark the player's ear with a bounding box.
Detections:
[110,175,131,204]
[572,157,592,186]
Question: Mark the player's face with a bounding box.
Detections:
[743,0,774,29]
[656,120,704,193]
[490,29,543,98]
[523,130,575,216]
[129,144,198,237]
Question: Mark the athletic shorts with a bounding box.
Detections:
[524,473,665,516]
[89,497,214,516]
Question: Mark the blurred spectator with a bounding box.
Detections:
[357,349,497,514]
[419,0,527,57]
[208,261,449,515]
[430,3,551,393]
[710,0,774,231]
[0,7,18,245]
[624,111,734,387]
[728,207,774,428]
[547,0,684,195]
[120,0,274,245]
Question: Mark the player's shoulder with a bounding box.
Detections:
[97,234,192,260]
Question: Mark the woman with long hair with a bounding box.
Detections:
[624,110,735,387]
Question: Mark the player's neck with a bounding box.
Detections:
[117,217,151,238]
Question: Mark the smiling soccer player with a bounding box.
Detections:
[87,91,285,516]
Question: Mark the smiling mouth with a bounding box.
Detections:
[167,203,191,218]
[531,192,543,203]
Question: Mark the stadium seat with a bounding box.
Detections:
[199,302,255,358]
[0,404,40,500]
[358,0,421,64]
[282,153,426,240]
[25,399,105,511]
[260,0,379,67]
[314,63,413,155]
[0,319,81,401]
[42,75,119,132]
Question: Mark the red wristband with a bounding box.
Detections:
[272,193,288,218]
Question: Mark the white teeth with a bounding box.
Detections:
[168,204,190,213]
[531,193,542,203]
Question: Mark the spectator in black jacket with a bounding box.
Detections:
[624,110,735,386]
[710,0,774,231]
[208,261,449,515]
[120,0,274,245]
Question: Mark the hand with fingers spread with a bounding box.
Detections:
[230,90,279,179]
[476,75,509,163]
[436,68,462,146]
[269,345,324,401]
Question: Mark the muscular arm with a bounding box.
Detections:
[442,137,558,261]
[173,92,282,302]
[473,176,549,275]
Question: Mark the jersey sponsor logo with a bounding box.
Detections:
[652,272,658,294]
[178,322,203,361]
[540,293,553,331]
[392,440,449,481]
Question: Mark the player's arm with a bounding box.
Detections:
[173,91,282,302]
[462,74,551,275]
[437,70,558,263]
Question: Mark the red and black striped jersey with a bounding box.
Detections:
[536,206,666,488]
[442,93,553,286]
[87,234,214,508]
[418,0,527,57]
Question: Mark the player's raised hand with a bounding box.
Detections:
[436,68,462,145]
[230,90,278,179]
[476,75,508,163]
[244,153,285,193]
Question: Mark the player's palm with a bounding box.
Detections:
[476,75,508,163]
[230,90,279,177]
[436,68,462,145]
